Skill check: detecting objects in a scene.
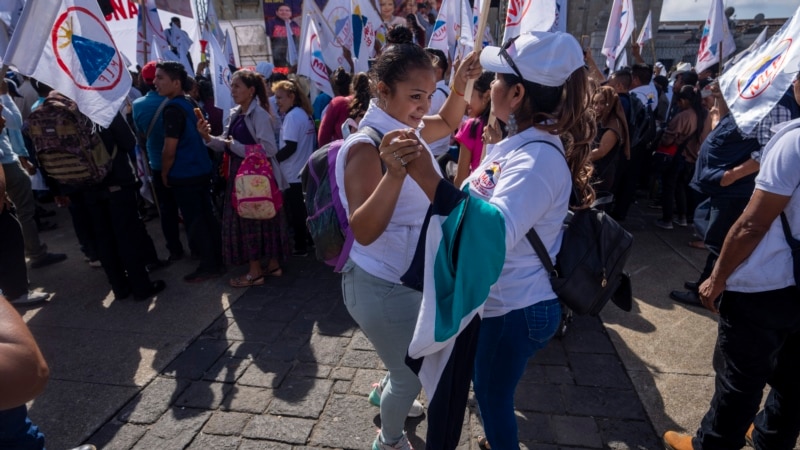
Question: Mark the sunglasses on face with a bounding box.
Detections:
[499,36,524,80]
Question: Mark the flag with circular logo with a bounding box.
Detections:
[3,0,131,127]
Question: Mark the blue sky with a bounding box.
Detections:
[661,0,797,21]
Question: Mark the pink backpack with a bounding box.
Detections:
[232,144,283,220]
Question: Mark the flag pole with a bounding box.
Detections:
[463,1,490,101]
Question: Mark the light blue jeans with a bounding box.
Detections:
[342,260,422,444]
[473,299,562,450]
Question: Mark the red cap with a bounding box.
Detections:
[141,61,157,85]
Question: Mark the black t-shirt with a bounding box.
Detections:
[163,104,186,139]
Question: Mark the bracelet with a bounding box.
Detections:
[452,85,465,97]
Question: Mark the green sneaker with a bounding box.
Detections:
[368,383,425,417]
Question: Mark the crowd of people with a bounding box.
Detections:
[1,14,799,450]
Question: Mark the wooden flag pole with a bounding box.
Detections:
[463,1,491,101]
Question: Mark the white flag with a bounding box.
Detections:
[696,0,736,74]
[150,36,162,62]
[351,0,380,73]
[303,0,350,71]
[285,19,298,66]
[3,0,131,127]
[552,0,568,33]
[601,0,635,70]
[136,0,170,67]
[204,30,233,119]
[298,14,334,99]
[724,26,768,72]
[205,0,225,45]
[430,0,473,59]
[719,4,800,135]
[637,10,652,48]
[502,0,557,43]
[223,29,236,67]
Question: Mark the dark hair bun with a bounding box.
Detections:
[386,26,414,45]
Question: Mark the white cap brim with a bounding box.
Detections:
[480,45,512,77]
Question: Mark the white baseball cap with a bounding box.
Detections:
[256,62,274,80]
[480,31,584,87]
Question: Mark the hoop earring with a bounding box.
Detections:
[507,113,518,136]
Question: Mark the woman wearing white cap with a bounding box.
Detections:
[403,31,595,449]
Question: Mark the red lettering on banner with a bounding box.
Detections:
[506,0,530,27]
[105,0,137,21]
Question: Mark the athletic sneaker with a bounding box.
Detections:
[10,291,51,306]
[373,433,414,450]
[369,383,425,418]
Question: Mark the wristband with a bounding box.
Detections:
[452,85,465,97]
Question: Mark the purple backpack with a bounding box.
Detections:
[300,127,382,271]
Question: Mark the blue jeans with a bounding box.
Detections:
[0,405,45,449]
[694,287,800,450]
[473,299,561,450]
[341,261,422,444]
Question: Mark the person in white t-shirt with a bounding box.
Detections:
[424,48,452,158]
[335,33,480,449]
[272,79,316,256]
[663,71,800,450]
[405,31,595,450]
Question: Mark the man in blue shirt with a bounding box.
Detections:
[154,62,223,282]
[132,61,186,262]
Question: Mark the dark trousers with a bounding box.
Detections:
[171,182,222,272]
[0,405,45,449]
[152,170,185,258]
[660,152,686,222]
[612,144,646,221]
[78,186,157,297]
[695,286,800,450]
[697,196,750,284]
[284,183,310,253]
[0,208,29,299]
[67,191,98,261]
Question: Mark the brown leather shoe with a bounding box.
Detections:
[663,431,693,450]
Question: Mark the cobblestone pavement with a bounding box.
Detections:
[19,204,716,450]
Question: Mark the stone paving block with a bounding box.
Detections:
[221,385,274,414]
[203,410,253,436]
[309,394,382,449]
[186,432,241,449]
[175,380,233,409]
[520,363,546,382]
[340,348,383,369]
[238,439,293,450]
[284,317,318,338]
[551,415,603,448]
[570,354,634,389]
[293,362,333,378]
[515,411,555,443]
[351,369,386,396]
[544,365,575,385]
[349,330,373,351]
[131,408,212,450]
[241,415,315,444]
[258,336,308,361]
[221,317,287,343]
[597,418,661,450]
[515,383,566,414]
[534,339,569,365]
[570,315,606,333]
[333,379,351,394]
[228,342,266,359]
[331,367,356,380]
[562,385,647,420]
[258,302,304,323]
[298,334,350,365]
[204,355,252,382]
[563,329,617,354]
[238,360,293,388]
[117,376,190,424]
[87,420,148,450]
[268,377,334,419]
[162,338,231,380]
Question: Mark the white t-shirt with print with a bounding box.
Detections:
[279,106,316,183]
[727,119,800,292]
[464,129,571,317]
[631,83,658,111]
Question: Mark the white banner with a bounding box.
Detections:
[204,30,233,119]
[3,0,131,127]
[601,0,635,69]
[553,0,568,33]
[298,15,334,99]
[719,4,800,135]
[696,0,736,73]
[351,0,380,73]
[302,0,350,72]
[637,10,652,48]
[502,0,556,43]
